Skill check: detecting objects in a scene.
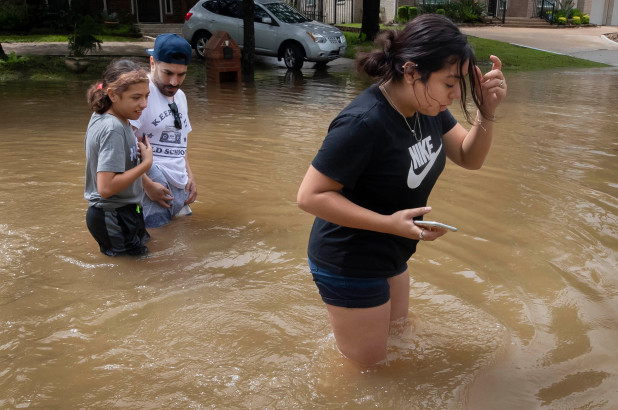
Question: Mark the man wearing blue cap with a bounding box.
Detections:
[130,33,197,228]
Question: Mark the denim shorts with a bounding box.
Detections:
[308,258,393,308]
[142,164,192,228]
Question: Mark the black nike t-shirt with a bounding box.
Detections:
[308,84,457,278]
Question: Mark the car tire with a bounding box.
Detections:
[193,32,212,59]
[283,44,304,70]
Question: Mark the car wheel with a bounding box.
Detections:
[283,44,304,70]
[193,32,212,59]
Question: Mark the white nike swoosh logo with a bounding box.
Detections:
[407,143,443,189]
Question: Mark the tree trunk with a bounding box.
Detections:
[360,0,380,42]
[241,0,255,82]
[0,43,7,61]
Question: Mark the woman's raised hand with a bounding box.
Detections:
[475,55,507,116]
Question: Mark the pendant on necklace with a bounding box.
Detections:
[381,84,422,143]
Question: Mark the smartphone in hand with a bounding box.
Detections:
[137,134,148,160]
[414,220,458,232]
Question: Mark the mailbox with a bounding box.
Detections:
[205,31,241,83]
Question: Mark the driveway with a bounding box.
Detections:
[460,26,618,66]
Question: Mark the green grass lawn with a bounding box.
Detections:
[0,34,68,42]
[467,36,606,70]
[0,34,139,43]
[341,30,608,71]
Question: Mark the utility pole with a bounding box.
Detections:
[241,0,255,82]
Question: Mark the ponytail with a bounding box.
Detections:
[87,82,111,114]
[356,30,397,80]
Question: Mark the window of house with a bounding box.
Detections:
[165,0,173,14]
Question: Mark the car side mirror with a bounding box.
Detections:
[261,17,272,24]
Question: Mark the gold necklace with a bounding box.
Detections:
[380,84,422,143]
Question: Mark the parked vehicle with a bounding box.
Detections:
[182,0,347,70]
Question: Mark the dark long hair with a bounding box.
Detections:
[86,59,149,114]
[357,14,485,122]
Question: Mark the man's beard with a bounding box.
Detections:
[153,78,178,97]
[159,84,179,97]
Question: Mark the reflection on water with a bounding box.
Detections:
[0,61,617,408]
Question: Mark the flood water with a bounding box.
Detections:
[1,59,617,408]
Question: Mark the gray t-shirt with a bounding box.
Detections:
[84,113,143,208]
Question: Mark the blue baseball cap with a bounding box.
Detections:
[147,33,192,65]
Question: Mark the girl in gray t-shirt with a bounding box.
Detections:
[83,59,154,256]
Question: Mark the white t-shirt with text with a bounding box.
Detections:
[130,77,192,189]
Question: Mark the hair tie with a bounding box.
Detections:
[97,83,103,90]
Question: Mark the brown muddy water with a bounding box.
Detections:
[0,60,617,409]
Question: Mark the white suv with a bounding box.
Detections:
[182,0,347,70]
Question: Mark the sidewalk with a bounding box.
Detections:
[2,40,155,58]
[460,26,618,66]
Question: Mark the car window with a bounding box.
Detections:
[263,2,310,23]
[203,0,240,18]
[254,5,271,23]
[203,0,221,14]
[221,0,240,18]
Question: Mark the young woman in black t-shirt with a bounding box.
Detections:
[297,14,507,366]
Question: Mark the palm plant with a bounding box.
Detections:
[67,16,102,57]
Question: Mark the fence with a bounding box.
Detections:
[283,0,355,24]
[535,0,556,22]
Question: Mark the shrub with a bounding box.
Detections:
[459,0,485,22]
[462,8,479,22]
[443,4,462,21]
[397,6,408,23]
[0,51,27,65]
[0,2,29,31]
[582,14,590,24]
[556,0,574,21]
[408,6,419,20]
[572,16,581,24]
[558,16,567,24]
[101,22,141,38]
[67,15,102,57]
[553,8,568,23]
[420,0,484,23]
[418,4,441,15]
[24,5,74,34]
[571,8,583,18]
